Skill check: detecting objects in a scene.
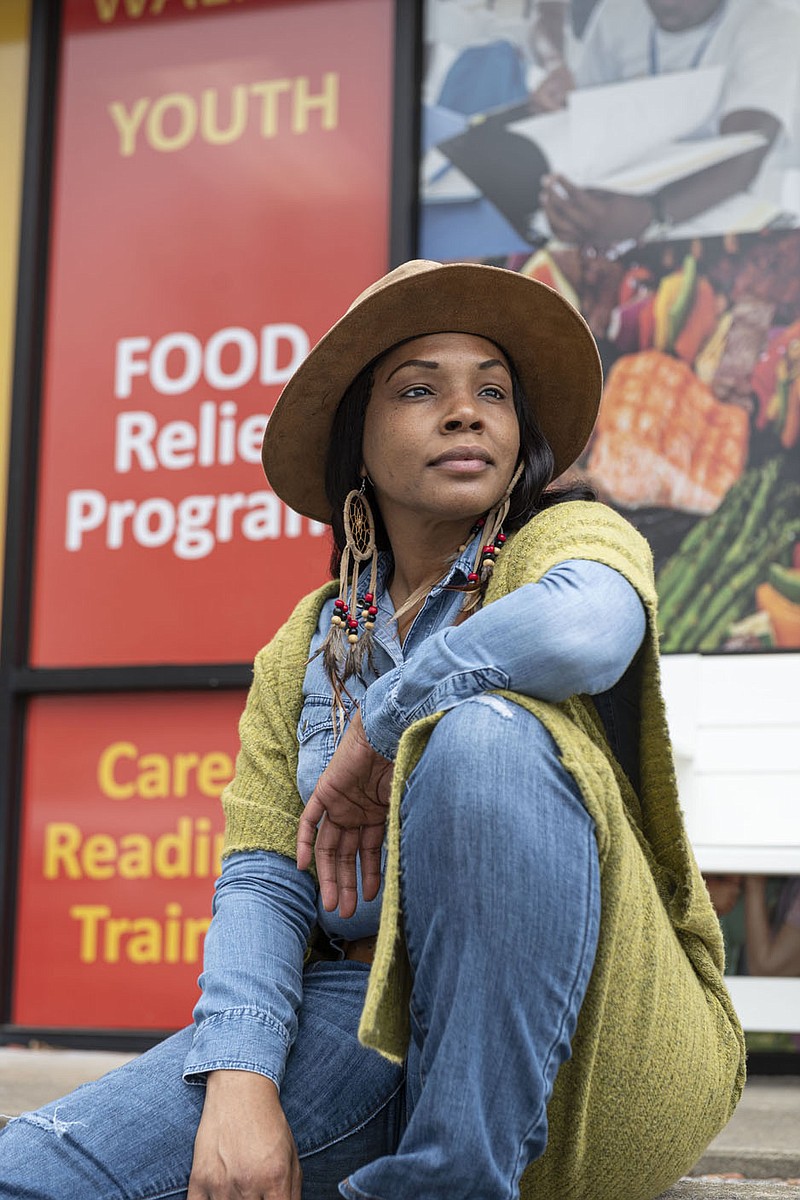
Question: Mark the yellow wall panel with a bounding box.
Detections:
[0,0,31,613]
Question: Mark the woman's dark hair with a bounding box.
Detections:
[323,342,595,578]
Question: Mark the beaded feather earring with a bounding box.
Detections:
[322,480,379,734]
[461,460,524,614]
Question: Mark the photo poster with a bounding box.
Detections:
[705,872,800,977]
[12,692,246,1030]
[705,870,800,1055]
[420,0,800,654]
[30,0,394,668]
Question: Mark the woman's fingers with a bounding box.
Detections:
[296,793,325,871]
[313,817,387,916]
[316,822,366,919]
[297,710,393,911]
[314,815,342,911]
[334,826,362,919]
[359,823,385,902]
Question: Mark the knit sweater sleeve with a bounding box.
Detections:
[222,583,335,861]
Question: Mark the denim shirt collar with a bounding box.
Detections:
[366,529,481,610]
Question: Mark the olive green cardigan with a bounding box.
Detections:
[222,500,745,1200]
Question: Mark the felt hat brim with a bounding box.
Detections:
[262,260,602,524]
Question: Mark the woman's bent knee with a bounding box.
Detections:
[423,695,554,769]
[405,697,591,837]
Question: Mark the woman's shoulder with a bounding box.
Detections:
[514,499,650,556]
[495,500,655,599]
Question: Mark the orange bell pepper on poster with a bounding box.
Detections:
[756,581,800,648]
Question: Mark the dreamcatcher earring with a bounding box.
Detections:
[322,479,379,733]
[461,460,524,614]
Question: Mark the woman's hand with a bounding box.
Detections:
[297,708,393,918]
[188,1070,301,1200]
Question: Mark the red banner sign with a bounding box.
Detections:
[30,0,393,666]
[13,692,247,1030]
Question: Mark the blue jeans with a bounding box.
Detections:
[0,701,600,1199]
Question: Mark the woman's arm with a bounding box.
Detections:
[186,593,330,1197]
[184,850,317,1085]
[184,850,316,1200]
[360,558,646,760]
[298,558,645,912]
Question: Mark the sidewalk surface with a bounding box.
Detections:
[0,1048,797,1196]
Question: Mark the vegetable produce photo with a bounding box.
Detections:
[656,457,800,651]
[504,229,800,652]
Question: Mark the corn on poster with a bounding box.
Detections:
[29,0,393,667]
[13,692,246,1030]
[420,0,800,653]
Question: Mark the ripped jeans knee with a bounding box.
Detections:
[6,1107,87,1138]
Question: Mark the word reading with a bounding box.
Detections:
[44,818,224,881]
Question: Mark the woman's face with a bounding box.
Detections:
[361,333,521,532]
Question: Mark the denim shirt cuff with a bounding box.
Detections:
[360,668,404,760]
[183,1006,291,1089]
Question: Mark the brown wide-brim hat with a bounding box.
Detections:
[263,259,602,523]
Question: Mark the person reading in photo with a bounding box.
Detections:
[538,0,800,245]
[0,260,744,1200]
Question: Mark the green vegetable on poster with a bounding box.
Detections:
[768,562,800,604]
[657,458,800,652]
[656,465,763,631]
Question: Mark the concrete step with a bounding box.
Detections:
[660,1184,800,1199]
[0,1047,136,1124]
[690,1079,800,1183]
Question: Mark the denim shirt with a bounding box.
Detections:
[299,538,511,943]
[183,538,646,1089]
